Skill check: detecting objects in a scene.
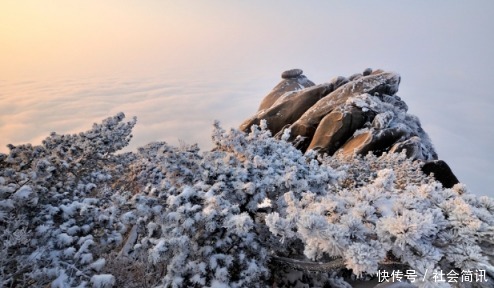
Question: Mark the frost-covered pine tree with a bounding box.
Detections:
[0,113,136,287]
[1,113,493,288]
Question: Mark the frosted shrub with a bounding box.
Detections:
[0,113,135,287]
[116,121,339,287]
[1,114,492,287]
[266,151,494,287]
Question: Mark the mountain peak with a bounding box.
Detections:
[241,68,460,187]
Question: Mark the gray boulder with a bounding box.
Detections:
[389,136,424,160]
[240,83,334,135]
[362,67,373,76]
[307,106,371,155]
[240,68,445,169]
[338,126,408,158]
[283,71,401,151]
[381,94,408,112]
[421,160,460,188]
[257,69,315,111]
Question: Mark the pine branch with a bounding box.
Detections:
[270,255,405,273]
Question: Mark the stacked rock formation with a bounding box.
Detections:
[240,68,459,188]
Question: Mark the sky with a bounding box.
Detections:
[1,1,493,197]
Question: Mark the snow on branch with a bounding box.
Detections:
[0,112,492,287]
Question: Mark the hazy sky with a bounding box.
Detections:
[1,1,493,197]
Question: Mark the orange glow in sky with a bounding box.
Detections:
[1,1,209,79]
[1,1,279,80]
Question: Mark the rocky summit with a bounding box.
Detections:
[1,73,492,288]
[241,68,459,188]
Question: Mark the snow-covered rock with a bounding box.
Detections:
[240,68,460,189]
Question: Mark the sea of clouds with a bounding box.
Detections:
[0,72,272,153]
[1,69,493,199]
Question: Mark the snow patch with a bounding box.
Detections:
[90,274,115,288]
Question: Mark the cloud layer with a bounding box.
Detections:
[1,68,493,198]
[0,72,270,152]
